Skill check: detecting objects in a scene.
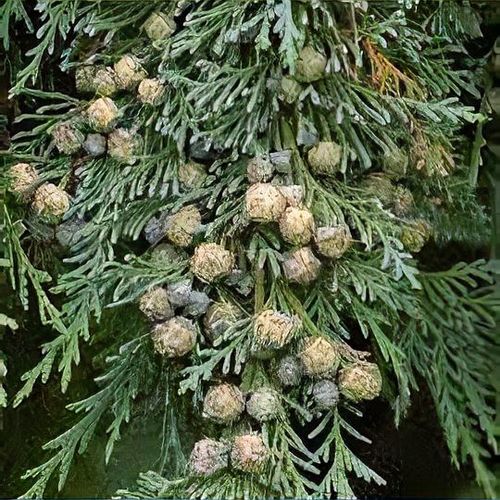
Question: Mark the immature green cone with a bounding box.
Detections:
[338,362,382,401]
[87,97,119,132]
[295,46,327,83]
[300,336,340,377]
[51,122,84,155]
[32,183,70,218]
[204,302,242,344]
[277,356,302,387]
[245,183,287,222]
[108,128,141,163]
[139,287,173,322]
[400,219,432,253]
[202,383,245,423]
[315,225,352,259]
[279,207,315,246]
[253,310,300,349]
[279,76,302,103]
[307,141,342,175]
[143,11,176,40]
[178,161,207,189]
[392,186,414,217]
[9,163,38,196]
[231,434,269,473]
[283,247,321,284]
[246,156,274,184]
[75,65,98,94]
[312,379,339,410]
[362,174,395,207]
[150,243,186,266]
[190,243,234,283]
[246,388,281,422]
[151,317,196,357]
[114,55,147,90]
[383,149,408,179]
[138,78,165,105]
[189,438,229,476]
[165,205,201,248]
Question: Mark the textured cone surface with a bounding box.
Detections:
[143,12,176,40]
[190,243,234,283]
[178,161,207,189]
[138,78,165,105]
[189,438,229,476]
[295,46,327,83]
[247,156,274,184]
[114,55,147,90]
[202,383,244,423]
[279,207,315,246]
[166,205,201,248]
[307,142,342,175]
[245,183,287,222]
[400,219,432,253]
[312,379,340,410]
[32,183,70,217]
[277,356,302,386]
[52,122,84,155]
[338,362,382,401]
[300,336,339,377]
[108,128,140,163]
[278,185,304,208]
[87,97,118,132]
[231,434,269,472]
[75,65,98,93]
[151,317,196,357]
[204,302,241,343]
[283,247,321,284]
[93,67,118,97]
[315,225,352,259]
[83,134,107,157]
[253,310,299,348]
[9,163,38,195]
[139,287,173,322]
[246,388,281,422]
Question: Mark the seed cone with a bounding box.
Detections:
[165,205,201,248]
[279,207,315,246]
[87,97,119,132]
[246,156,274,184]
[52,122,84,155]
[315,225,352,259]
[138,78,165,105]
[189,438,229,476]
[202,383,244,423]
[32,183,70,218]
[300,336,340,377]
[312,379,339,410]
[178,161,207,189]
[9,163,38,196]
[283,247,321,284]
[277,356,302,387]
[253,310,300,349]
[246,183,287,222]
[204,302,242,344]
[231,434,269,473]
[190,243,234,283]
[108,128,141,163]
[139,287,173,322]
[151,317,196,357]
[295,46,327,83]
[114,55,147,90]
[246,388,281,422]
[307,142,342,175]
[143,12,176,40]
[338,362,382,401]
